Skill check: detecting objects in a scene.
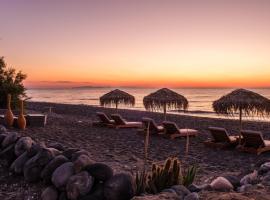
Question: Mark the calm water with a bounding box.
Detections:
[26,88,270,120]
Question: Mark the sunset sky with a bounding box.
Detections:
[0,0,270,88]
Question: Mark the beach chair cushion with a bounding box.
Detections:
[142,118,164,134]
[208,127,232,143]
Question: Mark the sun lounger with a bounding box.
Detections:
[141,117,164,135]
[92,112,115,126]
[162,121,198,139]
[238,130,270,155]
[110,114,142,129]
[204,127,239,148]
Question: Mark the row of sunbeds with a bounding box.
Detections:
[205,127,270,155]
[93,112,198,139]
[93,112,270,155]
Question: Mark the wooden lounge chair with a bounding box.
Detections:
[204,127,239,149]
[238,130,270,155]
[141,117,164,135]
[92,112,115,126]
[162,121,198,139]
[110,114,142,129]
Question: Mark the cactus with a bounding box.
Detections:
[135,170,148,195]
[181,165,198,187]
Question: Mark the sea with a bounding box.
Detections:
[26,88,270,121]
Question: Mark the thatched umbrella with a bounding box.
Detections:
[143,88,188,120]
[100,89,135,110]
[213,88,270,134]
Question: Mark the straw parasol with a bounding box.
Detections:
[213,88,270,133]
[100,89,135,110]
[143,88,188,120]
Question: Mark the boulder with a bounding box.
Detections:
[48,142,66,151]
[0,125,7,134]
[223,175,240,189]
[84,163,113,182]
[52,162,75,189]
[15,137,33,156]
[0,134,7,147]
[259,162,270,175]
[240,171,258,185]
[237,184,253,193]
[210,177,233,191]
[66,171,94,200]
[184,192,199,200]
[73,154,93,173]
[27,143,42,157]
[204,193,254,200]
[79,182,104,200]
[41,155,69,184]
[0,144,16,165]
[10,151,30,174]
[104,173,134,200]
[71,150,90,161]
[171,185,190,198]
[261,173,270,186]
[58,192,68,200]
[1,132,20,148]
[62,148,79,160]
[41,186,58,200]
[24,148,55,182]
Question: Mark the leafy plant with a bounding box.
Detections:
[0,57,27,108]
[147,157,181,194]
[135,157,198,195]
[181,165,198,187]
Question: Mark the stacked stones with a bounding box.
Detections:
[0,125,134,200]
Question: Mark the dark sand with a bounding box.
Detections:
[1,101,270,199]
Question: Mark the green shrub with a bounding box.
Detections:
[135,157,198,195]
[0,57,27,108]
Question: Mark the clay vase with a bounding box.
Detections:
[4,94,14,127]
[17,100,26,130]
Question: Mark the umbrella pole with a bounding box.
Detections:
[239,108,242,144]
[164,105,166,121]
[115,101,118,112]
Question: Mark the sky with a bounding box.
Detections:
[0,0,270,88]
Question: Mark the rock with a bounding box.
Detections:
[84,163,113,182]
[24,148,55,182]
[0,125,7,134]
[204,193,254,200]
[71,150,90,161]
[66,171,94,200]
[240,170,258,185]
[261,173,270,186]
[237,184,252,192]
[161,188,177,194]
[52,162,75,189]
[62,148,79,160]
[210,177,233,191]
[187,184,202,193]
[15,137,33,156]
[10,151,30,174]
[0,134,7,146]
[184,192,199,200]
[255,158,270,168]
[73,154,93,173]
[171,185,190,198]
[48,142,66,151]
[0,144,16,165]
[27,143,42,157]
[47,147,61,156]
[259,162,270,175]
[1,132,20,148]
[58,192,68,200]
[223,175,240,190]
[41,155,69,184]
[104,173,134,200]
[80,182,104,200]
[41,186,58,200]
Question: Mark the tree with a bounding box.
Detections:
[0,57,27,108]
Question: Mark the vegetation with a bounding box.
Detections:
[0,57,27,108]
[135,157,198,195]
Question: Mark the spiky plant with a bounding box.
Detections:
[181,165,198,187]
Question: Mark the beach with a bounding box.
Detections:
[1,101,270,199]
